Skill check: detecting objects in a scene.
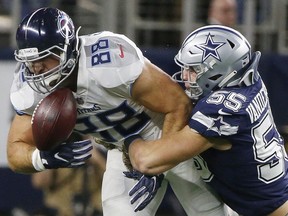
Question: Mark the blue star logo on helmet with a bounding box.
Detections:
[195,33,225,62]
[57,12,74,40]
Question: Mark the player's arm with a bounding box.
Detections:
[127,125,213,175]
[7,113,93,174]
[7,114,36,173]
[126,60,192,211]
[131,59,192,136]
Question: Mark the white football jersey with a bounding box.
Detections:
[10,31,164,147]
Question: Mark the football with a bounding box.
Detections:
[31,88,77,151]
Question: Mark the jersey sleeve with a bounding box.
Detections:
[79,32,145,93]
[189,93,242,138]
[10,63,45,115]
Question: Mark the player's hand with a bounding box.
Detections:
[123,170,164,212]
[32,139,93,171]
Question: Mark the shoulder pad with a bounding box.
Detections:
[79,32,145,88]
[10,63,46,114]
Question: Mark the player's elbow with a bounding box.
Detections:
[7,141,35,174]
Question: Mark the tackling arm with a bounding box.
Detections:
[131,59,192,136]
[127,125,213,175]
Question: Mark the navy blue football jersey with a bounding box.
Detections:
[190,78,288,216]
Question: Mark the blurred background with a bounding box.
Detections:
[1,0,288,216]
[1,0,288,52]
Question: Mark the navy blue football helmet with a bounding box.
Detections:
[15,7,80,94]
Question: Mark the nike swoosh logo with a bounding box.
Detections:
[218,108,232,115]
[119,44,125,58]
[54,152,69,162]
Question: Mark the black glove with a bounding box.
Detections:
[32,139,93,171]
[123,170,164,212]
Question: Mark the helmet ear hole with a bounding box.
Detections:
[209,74,222,81]
[242,54,250,66]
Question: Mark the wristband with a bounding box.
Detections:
[124,135,142,152]
[31,149,46,171]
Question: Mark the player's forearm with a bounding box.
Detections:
[128,130,191,175]
[128,138,174,175]
[128,126,212,175]
[7,140,37,174]
[7,115,38,173]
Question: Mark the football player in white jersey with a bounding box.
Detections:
[124,25,288,216]
[7,8,229,216]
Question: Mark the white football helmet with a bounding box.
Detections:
[173,25,251,100]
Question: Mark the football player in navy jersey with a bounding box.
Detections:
[6,7,233,216]
[125,25,288,216]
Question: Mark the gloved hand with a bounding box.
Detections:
[32,139,93,171]
[123,170,164,212]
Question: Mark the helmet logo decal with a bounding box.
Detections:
[195,33,225,62]
[57,12,74,40]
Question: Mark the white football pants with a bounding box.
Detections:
[101,148,236,216]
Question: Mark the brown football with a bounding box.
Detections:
[31,88,77,151]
